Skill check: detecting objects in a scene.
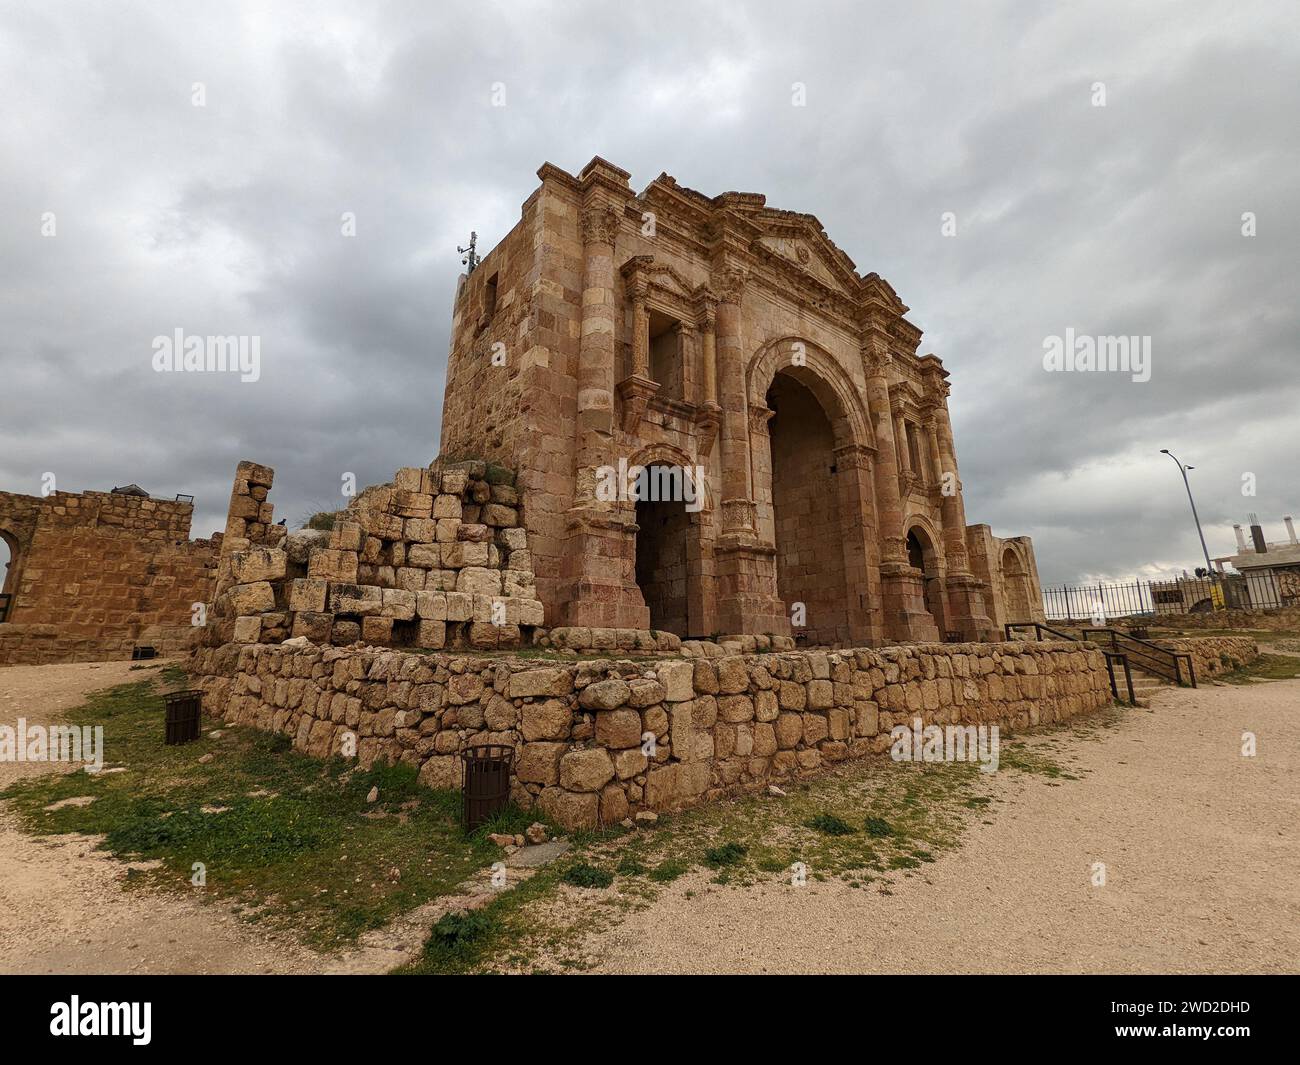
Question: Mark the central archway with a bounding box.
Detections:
[767,371,850,645]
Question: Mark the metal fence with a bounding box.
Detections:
[1042,570,1297,621]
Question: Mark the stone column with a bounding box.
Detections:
[561,198,648,629]
[699,300,719,407]
[862,332,934,642]
[713,266,784,637]
[715,266,753,533]
[924,414,943,489]
[893,412,911,476]
[931,395,993,640]
[630,276,650,379]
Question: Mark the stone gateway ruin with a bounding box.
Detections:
[440,157,1043,647]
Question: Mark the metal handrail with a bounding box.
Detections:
[1003,621,1137,705]
[1078,628,1197,688]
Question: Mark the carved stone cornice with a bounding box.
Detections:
[748,402,775,435]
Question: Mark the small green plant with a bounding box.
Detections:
[648,859,689,882]
[616,856,646,876]
[805,812,856,836]
[561,863,613,889]
[703,842,747,868]
[864,816,894,837]
[429,909,496,955]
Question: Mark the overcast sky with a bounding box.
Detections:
[1,0,1296,587]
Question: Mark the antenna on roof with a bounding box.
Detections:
[458,231,479,274]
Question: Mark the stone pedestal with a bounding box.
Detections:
[880,563,940,642]
[942,572,996,641]
[559,506,649,629]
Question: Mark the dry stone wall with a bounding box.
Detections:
[191,638,1114,830]
[1159,636,1258,681]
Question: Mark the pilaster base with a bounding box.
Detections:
[559,505,649,629]
[943,572,996,642]
[880,563,940,643]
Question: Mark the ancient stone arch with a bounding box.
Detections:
[744,337,880,646]
[905,517,947,638]
[625,442,713,638]
[1000,543,1035,622]
[745,335,875,453]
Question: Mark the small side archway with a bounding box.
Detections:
[906,521,947,635]
[0,528,23,622]
[1001,545,1034,622]
[626,443,710,639]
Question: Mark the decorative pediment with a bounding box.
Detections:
[620,256,710,323]
[753,234,854,296]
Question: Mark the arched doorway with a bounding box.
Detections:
[767,371,849,645]
[0,529,19,623]
[634,465,692,637]
[907,526,946,635]
[1001,546,1033,621]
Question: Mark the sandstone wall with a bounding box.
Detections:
[1158,636,1258,681]
[1135,607,1300,634]
[0,488,218,665]
[204,459,545,652]
[191,639,1115,830]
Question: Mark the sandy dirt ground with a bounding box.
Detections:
[579,678,1300,973]
[3,661,1297,974]
[0,660,533,974]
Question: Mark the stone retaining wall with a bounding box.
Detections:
[1159,636,1258,681]
[1123,607,1300,633]
[192,638,1115,829]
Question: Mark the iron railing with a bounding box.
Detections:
[1042,570,1294,621]
[1078,628,1196,687]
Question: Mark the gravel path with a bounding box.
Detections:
[583,679,1300,973]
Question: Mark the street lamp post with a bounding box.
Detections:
[1160,449,1215,577]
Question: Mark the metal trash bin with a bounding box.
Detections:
[163,689,203,746]
[461,743,513,832]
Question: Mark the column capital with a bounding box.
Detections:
[582,203,622,246]
[714,265,747,305]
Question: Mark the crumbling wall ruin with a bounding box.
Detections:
[203,458,545,652]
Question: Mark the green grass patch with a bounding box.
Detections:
[648,858,690,882]
[560,862,613,889]
[703,841,748,868]
[805,812,856,836]
[1217,654,1300,684]
[0,673,541,950]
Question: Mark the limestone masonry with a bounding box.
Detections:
[439,157,1044,646]
[201,458,545,653]
[0,487,218,664]
[193,639,1116,830]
